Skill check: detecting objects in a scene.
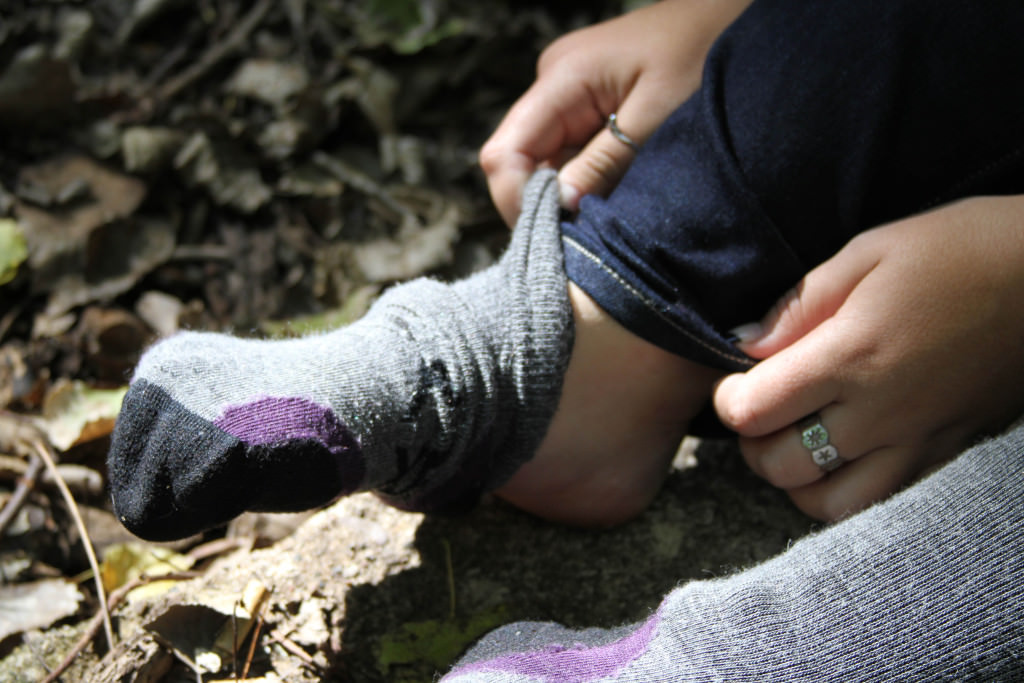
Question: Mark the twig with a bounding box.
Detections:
[41,572,201,683]
[138,40,190,95]
[0,451,42,537]
[284,0,312,67]
[240,599,267,680]
[187,535,251,563]
[231,597,240,678]
[442,538,456,620]
[0,455,103,498]
[0,302,22,343]
[0,410,46,452]
[268,629,318,666]
[313,151,420,226]
[154,0,273,104]
[28,439,115,653]
[170,244,235,262]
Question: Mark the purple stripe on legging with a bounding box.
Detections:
[452,612,660,681]
[214,396,364,493]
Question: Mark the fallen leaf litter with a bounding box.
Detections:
[0,2,816,681]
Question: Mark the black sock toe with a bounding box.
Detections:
[108,380,359,541]
[108,380,249,540]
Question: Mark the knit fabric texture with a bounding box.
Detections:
[108,170,573,541]
[445,419,1024,681]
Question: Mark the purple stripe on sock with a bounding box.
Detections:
[452,612,660,681]
[214,396,364,493]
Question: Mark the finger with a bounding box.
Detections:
[556,83,672,209]
[713,236,888,436]
[732,234,882,359]
[480,79,605,226]
[483,158,533,227]
[740,405,863,489]
[714,340,843,437]
[555,115,639,210]
[786,445,926,522]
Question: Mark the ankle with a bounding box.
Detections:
[496,283,723,526]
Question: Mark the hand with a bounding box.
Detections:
[713,195,1024,521]
[480,0,753,226]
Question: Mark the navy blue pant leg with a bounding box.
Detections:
[563,0,1024,373]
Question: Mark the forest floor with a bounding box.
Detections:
[0,1,813,680]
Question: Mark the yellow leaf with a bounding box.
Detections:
[0,218,27,286]
[35,379,128,451]
[100,543,195,601]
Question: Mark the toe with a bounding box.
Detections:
[107,379,246,541]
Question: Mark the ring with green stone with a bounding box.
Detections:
[798,415,845,473]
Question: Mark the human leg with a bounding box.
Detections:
[108,166,725,538]
[108,172,575,541]
[110,0,1024,540]
[445,418,1024,682]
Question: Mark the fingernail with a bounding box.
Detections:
[558,181,581,212]
[727,323,763,345]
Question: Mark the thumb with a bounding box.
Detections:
[731,238,880,359]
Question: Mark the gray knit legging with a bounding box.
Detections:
[445,416,1024,681]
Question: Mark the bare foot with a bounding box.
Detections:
[495,282,723,526]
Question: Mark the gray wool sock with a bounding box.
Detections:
[107,170,573,541]
[445,419,1024,682]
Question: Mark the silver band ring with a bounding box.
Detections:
[607,113,640,151]
[798,415,845,473]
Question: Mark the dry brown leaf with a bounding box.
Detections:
[16,154,146,288]
[135,291,186,338]
[174,132,272,213]
[36,217,176,324]
[77,307,150,383]
[121,126,187,174]
[0,46,75,128]
[0,344,34,410]
[225,59,310,109]
[353,203,461,282]
[0,579,83,640]
[144,578,268,675]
